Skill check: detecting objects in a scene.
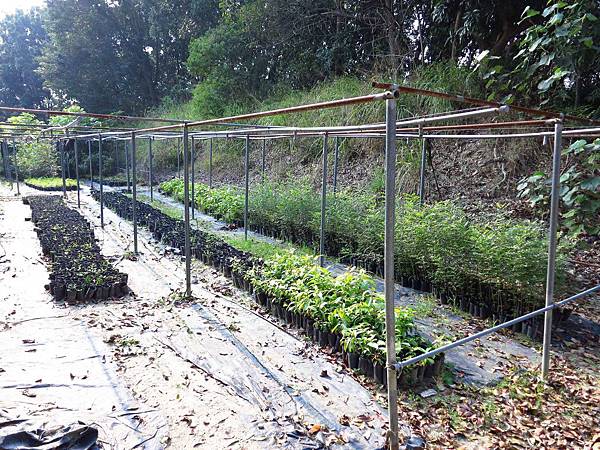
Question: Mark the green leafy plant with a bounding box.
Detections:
[25,177,77,188]
[517,138,600,236]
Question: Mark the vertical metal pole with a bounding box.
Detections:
[99,136,104,227]
[182,124,192,296]
[333,136,339,196]
[244,135,250,240]
[418,124,427,204]
[1,139,9,184]
[319,133,328,267]
[177,137,181,178]
[88,140,93,185]
[12,138,20,195]
[384,97,399,450]
[148,137,153,201]
[1,140,6,181]
[66,148,71,179]
[125,140,131,191]
[191,136,195,219]
[60,141,67,197]
[131,132,138,254]
[261,139,266,180]
[75,139,80,207]
[541,120,563,378]
[209,138,213,188]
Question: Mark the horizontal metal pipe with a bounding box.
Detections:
[394,284,600,370]
[69,91,399,139]
[0,105,184,123]
[372,82,600,126]
[173,106,508,137]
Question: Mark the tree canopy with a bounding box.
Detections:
[0,0,598,118]
[0,8,49,110]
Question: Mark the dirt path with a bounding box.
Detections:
[1,184,396,449]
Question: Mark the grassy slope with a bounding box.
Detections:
[139,64,547,210]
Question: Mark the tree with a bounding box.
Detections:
[1,113,59,177]
[38,0,221,114]
[0,9,49,110]
[479,0,600,113]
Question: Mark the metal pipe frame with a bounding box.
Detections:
[191,136,195,219]
[209,138,213,188]
[0,105,185,124]
[384,97,399,450]
[75,139,80,207]
[418,124,426,204]
[319,133,329,267]
[131,132,138,254]
[125,140,131,191]
[148,137,154,201]
[99,135,104,227]
[182,123,192,296]
[244,135,250,240]
[121,91,398,136]
[1,139,7,184]
[372,82,600,126]
[541,121,563,377]
[11,138,20,195]
[60,141,67,197]
[394,284,600,370]
[261,139,266,180]
[333,137,339,196]
[88,140,93,184]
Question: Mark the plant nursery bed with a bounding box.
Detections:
[25,194,129,302]
[160,178,573,341]
[93,189,443,387]
[24,177,78,191]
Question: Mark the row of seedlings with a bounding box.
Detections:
[160,179,570,341]
[24,177,78,191]
[26,195,129,302]
[93,189,444,387]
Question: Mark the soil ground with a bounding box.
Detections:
[0,183,394,449]
[1,182,599,449]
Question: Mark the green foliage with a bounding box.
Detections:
[517,138,600,236]
[17,142,59,178]
[25,177,77,188]
[480,0,600,111]
[48,105,101,130]
[247,250,430,362]
[1,113,59,178]
[38,0,220,113]
[0,8,48,109]
[161,178,566,311]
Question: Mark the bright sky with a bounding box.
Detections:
[0,0,46,18]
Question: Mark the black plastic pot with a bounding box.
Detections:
[347,352,359,369]
[374,362,385,385]
[327,332,337,349]
[358,356,373,377]
[318,329,329,347]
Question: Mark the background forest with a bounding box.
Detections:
[1,0,599,118]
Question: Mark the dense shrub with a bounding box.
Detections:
[16,141,59,178]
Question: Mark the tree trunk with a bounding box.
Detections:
[451,5,463,61]
[385,0,400,77]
